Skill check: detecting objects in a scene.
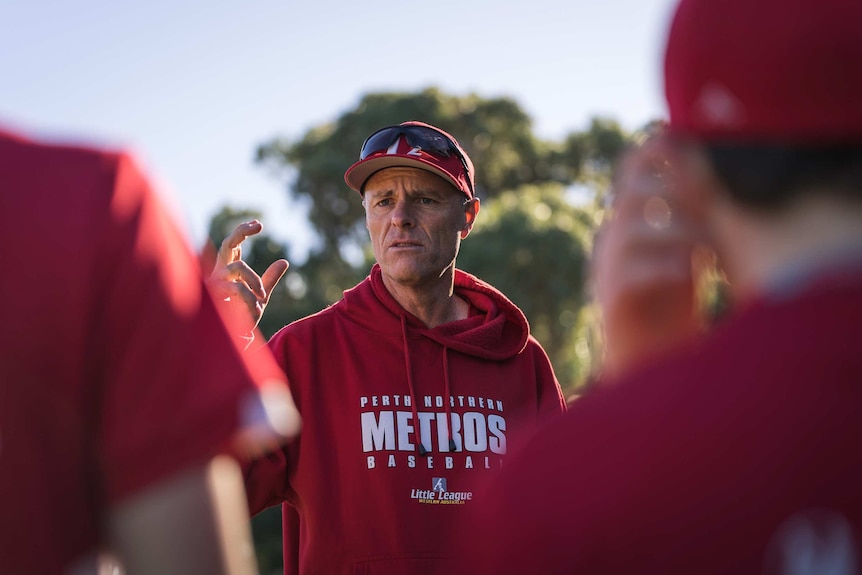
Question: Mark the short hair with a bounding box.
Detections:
[703,143,862,211]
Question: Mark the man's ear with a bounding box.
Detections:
[460,198,480,239]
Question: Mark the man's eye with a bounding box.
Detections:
[417,197,435,205]
[376,198,393,207]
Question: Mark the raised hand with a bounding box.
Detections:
[207,220,289,339]
[592,135,712,378]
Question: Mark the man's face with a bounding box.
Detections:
[363,167,479,290]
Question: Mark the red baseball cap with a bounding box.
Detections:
[344,121,476,199]
[664,0,862,143]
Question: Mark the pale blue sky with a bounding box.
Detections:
[1,0,677,259]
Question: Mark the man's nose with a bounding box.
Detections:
[391,199,415,228]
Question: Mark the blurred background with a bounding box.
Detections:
[2,0,677,570]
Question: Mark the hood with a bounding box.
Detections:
[339,263,531,455]
[339,264,530,360]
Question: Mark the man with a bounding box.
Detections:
[212,121,566,573]
[0,125,300,574]
[451,0,862,573]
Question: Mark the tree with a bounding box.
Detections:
[457,182,595,388]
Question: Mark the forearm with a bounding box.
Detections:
[107,456,258,575]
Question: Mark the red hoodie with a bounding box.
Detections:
[450,269,862,574]
[245,263,566,574]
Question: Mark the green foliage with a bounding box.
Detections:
[257,248,367,338]
[251,507,283,575]
[457,183,593,391]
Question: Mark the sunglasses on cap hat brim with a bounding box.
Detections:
[359,125,475,198]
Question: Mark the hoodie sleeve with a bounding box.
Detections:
[242,444,296,515]
[241,338,301,515]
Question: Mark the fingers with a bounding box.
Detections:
[261,260,289,303]
[210,260,266,299]
[611,137,708,242]
[593,218,695,308]
[216,220,263,268]
[613,145,664,206]
[219,280,263,314]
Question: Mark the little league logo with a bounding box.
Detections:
[410,477,473,505]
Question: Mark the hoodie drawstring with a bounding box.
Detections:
[401,315,428,456]
[400,315,457,456]
[442,347,457,452]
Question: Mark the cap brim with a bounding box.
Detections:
[344,155,461,195]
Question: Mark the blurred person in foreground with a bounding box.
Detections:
[0,125,300,574]
[449,0,862,572]
[209,121,566,573]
